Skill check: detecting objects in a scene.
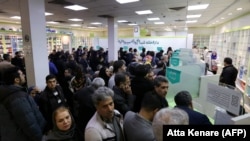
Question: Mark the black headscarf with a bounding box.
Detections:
[44,108,76,141]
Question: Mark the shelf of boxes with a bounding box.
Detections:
[0,31,23,56]
[193,35,210,59]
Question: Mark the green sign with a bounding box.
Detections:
[170,58,180,66]
[166,68,181,84]
[175,49,180,53]
[172,52,179,57]
[157,47,163,52]
[123,46,128,51]
[138,46,143,51]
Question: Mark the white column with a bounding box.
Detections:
[108,17,118,62]
[20,0,49,89]
[187,34,193,49]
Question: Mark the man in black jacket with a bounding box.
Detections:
[219,57,238,88]
[0,66,46,141]
[39,74,68,133]
[113,72,135,116]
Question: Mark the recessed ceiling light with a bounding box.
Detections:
[237,8,242,11]
[10,16,21,19]
[70,24,81,27]
[45,12,53,16]
[117,20,128,23]
[228,13,232,15]
[64,5,88,11]
[186,20,197,23]
[91,22,102,25]
[221,17,225,20]
[135,10,153,15]
[154,22,164,25]
[128,23,138,26]
[68,18,83,21]
[188,4,209,11]
[116,0,139,4]
[186,14,201,18]
[147,17,160,21]
[47,21,59,24]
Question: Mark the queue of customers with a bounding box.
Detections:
[1,46,238,141]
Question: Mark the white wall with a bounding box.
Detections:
[151,31,188,36]
[188,27,215,35]
[98,37,187,53]
[215,13,250,33]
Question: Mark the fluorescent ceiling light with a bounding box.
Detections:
[91,22,102,25]
[70,24,81,27]
[186,14,201,18]
[228,13,232,15]
[117,20,128,23]
[135,10,153,15]
[64,5,88,11]
[147,17,160,21]
[45,12,53,16]
[154,22,164,25]
[186,20,197,23]
[128,23,137,26]
[188,4,209,10]
[68,18,83,21]
[47,21,59,24]
[10,16,21,19]
[116,0,139,4]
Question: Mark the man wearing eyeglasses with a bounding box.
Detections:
[39,74,68,133]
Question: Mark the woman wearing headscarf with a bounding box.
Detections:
[42,106,83,141]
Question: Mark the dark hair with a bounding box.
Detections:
[46,74,57,82]
[153,76,168,87]
[114,72,129,86]
[224,57,232,65]
[142,47,146,52]
[3,66,20,85]
[113,60,125,73]
[141,93,162,111]
[3,54,10,60]
[134,64,149,77]
[174,91,192,106]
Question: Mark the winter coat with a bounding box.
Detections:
[0,85,46,141]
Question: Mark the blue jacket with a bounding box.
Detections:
[0,85,46,141]
[175,106,212,125]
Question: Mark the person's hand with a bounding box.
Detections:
[123,84,132,95]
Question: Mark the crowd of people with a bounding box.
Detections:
[0,45,239,141]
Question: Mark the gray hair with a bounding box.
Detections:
[91,77,105,89]
[92,86,114,106]
[152,108,189,141]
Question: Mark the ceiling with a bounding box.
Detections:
[0,0,250,32]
